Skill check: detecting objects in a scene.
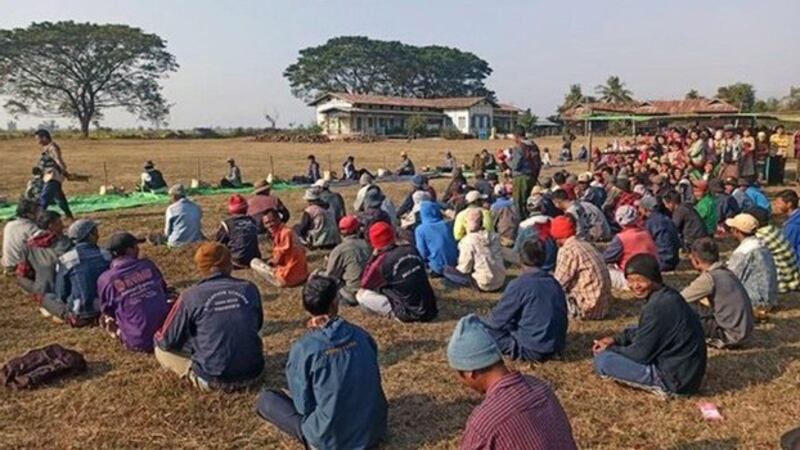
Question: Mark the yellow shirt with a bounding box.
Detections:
[770,133,791,156]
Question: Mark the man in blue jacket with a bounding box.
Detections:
[775,189,800,268]
[480,239,568,362]
[154,242,264,392]
[415,201,458,276]
[639,196,680,271]
[256,275,388,450]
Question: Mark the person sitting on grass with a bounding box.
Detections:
[215,194,261,268]
[357,187,393,238]
[711,178,740,228]
[306,154,321,183]
[15,210,72,296]
[24,166,44,201]
[747,206,800,294]
[155,243,264,392]
[357,222,438,322]
[454,190,493,241]
[219,157,243,188]
[480,239,568,362]
[97,232,171,353]
[509,194,558,270]
[138,160,168,193]
[396,151,415,176]
[725,213,779,317]
[551,188,610,242]
[490,184,519,248]
[2,198,40,275]
[163,184,205,247]
[443,208,506,292]
[247,179,291,233]
[663,190,709,251]
[680,239,754,349]
[250,209,309,288]
[774,188,800,265]
[294,188,341,251]
[324,215,371,306]
[313,179,346,223]
[41,219,111,327]
[603,205,658,291]
[396,175,435,219]
[639,196,681,272]
[692,180,718,236]
[255,275,387,450]
[551,215,612,320]
[415,201,458,277]
[592,253,707,397]
[447,314,577,450]
[733,178,771,212]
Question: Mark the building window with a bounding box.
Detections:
[458,116,466,129]
[355,117,362,131]
[368,117,374,128]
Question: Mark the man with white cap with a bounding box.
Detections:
[448,314,576,450]
[163,184,204,247]
[219,157,243,188]
[313,178,345,223]
[603,205,658,290]
[138,160,168,193]
[41,219,111,326]
[294,188,341,250]
[725,213,778,317]
[453,190,494,241]
[396,151,415,176]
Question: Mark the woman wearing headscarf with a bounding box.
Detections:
[603,205,658,291]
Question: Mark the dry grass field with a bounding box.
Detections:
[0,136,798,449]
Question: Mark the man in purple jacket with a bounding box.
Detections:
[97,232,171,353]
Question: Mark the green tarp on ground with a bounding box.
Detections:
[0,183,298,222]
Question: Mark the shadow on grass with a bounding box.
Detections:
[380,339,442,368]
[702,345,800,395]
[671,437,739,450]
[387,393,476,448]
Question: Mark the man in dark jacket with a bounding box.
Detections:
[256,275,387,449]
[313,179,346,223]
[481,239,568,362]
[357,222,438,322]
[593,254,707,396]
[154,243,264,392]
[396,175,431,218]
[15,210,72,296]
[639,196,680,271]
[325,216,371,305]
[663,190,709,251]
[41,219,112,326]
[357,187,392,238]
[139,160,168,193]
[509,125,542,215]
[294,188,341,250]
[216,194,261,268]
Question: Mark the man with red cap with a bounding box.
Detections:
[551,215,612,320]
[215,194,261,268]
[324,215,371,305]
[357,222,437,322]
[250,210,309,287]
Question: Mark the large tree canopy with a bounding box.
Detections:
[715,82,756,112]
[595,76,634,104]
[559,84,596,112]
[284,36,494,101]
[0,21,178,136]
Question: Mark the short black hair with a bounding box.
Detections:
[551,189,569,201]
[663,190,682,205]
[691,238,719,264]
[744,206,770,227]
[15,198,39,219]
[302,275,339,316]
[519,239,546,268]
[31,167,42,176]
[34,129,51,140]
[776,189,799,209]
[552,171,567,185]
[35,210,61,230]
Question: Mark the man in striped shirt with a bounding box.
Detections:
[447,314,577,450]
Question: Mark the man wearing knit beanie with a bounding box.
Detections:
[448,314,577,449]
[215,195,260,268]
[552,215,612,320]
[357,222,437,322]
[593,253,707,397]
[154,242,264,392]
[323,215,372,306]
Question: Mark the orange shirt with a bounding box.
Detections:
[271,225,309,287]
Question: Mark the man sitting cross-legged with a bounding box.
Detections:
[255,275,388,450]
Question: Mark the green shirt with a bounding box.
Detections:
[694,194,718,235]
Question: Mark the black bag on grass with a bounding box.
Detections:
[1,344,87,390]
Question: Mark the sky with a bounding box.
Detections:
[0,0,798,130]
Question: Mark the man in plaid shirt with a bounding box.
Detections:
[747,207,800,294]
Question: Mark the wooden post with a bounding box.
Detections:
[103,162,109,187]
[196,159,201,180]
[632,119,637,144]
[587,120,594,172]
[269,156,275,177]
[327,153,332,173]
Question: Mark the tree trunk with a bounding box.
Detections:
[79,117,90,138]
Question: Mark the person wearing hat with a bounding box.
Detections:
[163,184,204,247]
[354,179,398,225]
[313,178,346,223]
[357,222,437,322]
[396,151,415,176]
[41,219,111,326]
[306,154,321,183]
[250,210,309,288]
[680,238,754,349]
[490,183,519,248]
[138,160,168,193]
[510,194,558,271]
[294,188,341,251]
[215,194,261,268]
[746,206,800,295]
[603,205,658,291]
[395,174,432,220]
[639,196,680,272]
[578,172,607,210]
[509,125,542,216]
[14,210,72,296]
[448,314,577,450]
[414,201,458,277]
[247,179,290,233]
[97,232,171,352]
[662,190,709,252]
[552,215,612,320]
[725,213,778,315]
[324,215,372,305]
[453,190,493,241]
[481,239,567,362]
[155,243,264,391]
[692,180,718,235]
[2,198,41,275]
[444,207,506,292]
[219,157,243,188]
[356,185,394,238]
[592,253,707,396]
[255,275,387,449]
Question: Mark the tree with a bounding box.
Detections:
[780,86,800,111]
[406,114,427,139]
[517,108,538,132]
[284,36,494,101]
[753,97,780,112]
[595,76,634,104]
[0,21,178,137]
[685,89,702,100]
[559,84,596,112]
[715,83,756,112]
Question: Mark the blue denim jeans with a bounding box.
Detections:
[40,180,72,218]
[255,390,307,447]
[593,350,669,394]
